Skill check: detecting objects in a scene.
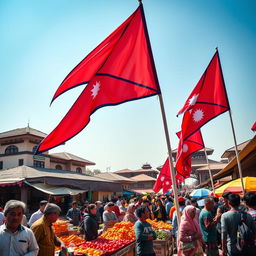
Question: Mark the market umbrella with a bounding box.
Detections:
[165,189,173,195]
[215,177,256,196]
[190,188,211,198]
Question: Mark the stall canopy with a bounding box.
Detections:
[0,165,123,192]
[25,181,87,195]
[0,178,24,187]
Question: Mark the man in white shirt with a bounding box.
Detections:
[28,200,47,227]
[0,200,39,256]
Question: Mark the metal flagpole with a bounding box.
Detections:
[158,94,181,226]
[228,110,245,194]
[203,147,215,194]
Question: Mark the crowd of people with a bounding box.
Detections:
[0,191,255,256]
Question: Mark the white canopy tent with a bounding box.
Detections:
[25,181,87,195]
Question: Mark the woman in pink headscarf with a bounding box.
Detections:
[177,205,203,256]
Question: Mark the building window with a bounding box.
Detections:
[33,160,45,168]
[5,145,18,155]
[18,159,24,166]
[76,167,82,174]
[55,165,62,170]
[0,161,3,170]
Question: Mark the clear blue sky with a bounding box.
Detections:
[1,0,255,172]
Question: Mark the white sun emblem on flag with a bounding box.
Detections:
[182,144,188,152]
[165,181,170,185]
[91,81,100,99]
[188,94,199,106]
[193,109,204,122]
[160,176,165,181]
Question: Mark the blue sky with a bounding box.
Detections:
[1,0,255,172]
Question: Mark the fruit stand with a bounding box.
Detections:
[53,220,172,256]
[147,219,173,256]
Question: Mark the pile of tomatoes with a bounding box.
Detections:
[79,238,130,255]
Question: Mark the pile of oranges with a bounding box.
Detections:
[100,221,136,241]
[74,247,103,256]
[52,220,68,234]
[146,219,172,229]
[58,234,85,247]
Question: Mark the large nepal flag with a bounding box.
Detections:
[36,4,160,154]
[175,129,204,178]
[177,50,230,141]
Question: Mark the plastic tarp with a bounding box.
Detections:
[25,181,87,195]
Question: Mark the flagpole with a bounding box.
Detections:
[216,48,245,194]
[158,94,181,226]
[203,147,215,194]
[228,110,245,194]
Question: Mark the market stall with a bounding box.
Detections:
[53,220,172,256]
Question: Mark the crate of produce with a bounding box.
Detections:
[111,242,136,256]
[153,239,172,256]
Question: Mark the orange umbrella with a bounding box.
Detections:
[215,177,256,196]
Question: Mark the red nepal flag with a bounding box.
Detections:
[36,4,160,154]
[175,129,204,178]
[153,158,184,194]
[153,158,172,194]
[177,51,230,141]
[251,122,256,132]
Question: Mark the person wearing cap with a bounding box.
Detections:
[31,203,66,256]
[0,200,39,256]
[28,200,48,227]
[102,202,118,232]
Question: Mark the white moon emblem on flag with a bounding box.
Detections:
[182,144,188,152]
[188,94,199,106]
[193,109,204,122]
[160,176,165,181]
[91,81,100,98]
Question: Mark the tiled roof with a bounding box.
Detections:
[221,139,251,158]
[95,172,134,183]
[130,174,156,182]
[0,127,47,139]
[114,169,133,173]
[196,162,227,172]
[115,169,158,174]
[49,152,95,165]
